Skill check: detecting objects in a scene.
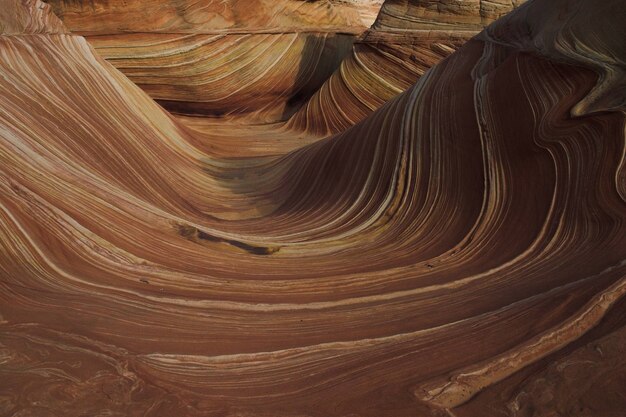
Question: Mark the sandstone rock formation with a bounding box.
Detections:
[42,0,383,121]
[287,0,525,135]
[1,1,625,417]
[45,0,381,33]
[372,0,526,31]
[1,0,66,34]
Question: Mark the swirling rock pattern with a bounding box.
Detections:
[42,0,383,121]
[1,1,626,417]
[1,0,67,34]
[44,0,382,33]
[288,0,524,135]
[84,31,356,121]
[372,0,526,31]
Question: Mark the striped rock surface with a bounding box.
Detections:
[44,0,382,33]
[1,1,626,417]
[42,0,384,121]
[287,0,525,135]
[371,0,527,31]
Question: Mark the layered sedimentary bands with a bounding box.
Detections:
[288,0,527,135]
[1,0,626,416]
[43,0,384,121]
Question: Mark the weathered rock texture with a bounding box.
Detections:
[287,0,525,135]
[45,0,381,33]
[372,0,526,31]
[42,0,383,121]
[1,1,625,416]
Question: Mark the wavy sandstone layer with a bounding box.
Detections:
[45,0,382,33]
[372,0,526,31]
[1,0,626,416]
[288,0,524,135]
[42,0,383,121]
[86,32,356,121]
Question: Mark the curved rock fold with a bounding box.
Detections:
[1,0,625,416]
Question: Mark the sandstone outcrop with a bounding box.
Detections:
[1,1,625,416]
[288,0,525,135]
[43,0,384,121]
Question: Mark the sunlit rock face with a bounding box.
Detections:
[287,0,526,135]
[42,0,384,121]
[1,0,626,416]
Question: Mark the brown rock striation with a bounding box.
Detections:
[287,0,525,136]
[372,0,526,31]
[1,0,625,416]
[42,0,383,121]
[44,0,380,34]
[1,0,67,34]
